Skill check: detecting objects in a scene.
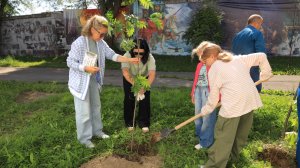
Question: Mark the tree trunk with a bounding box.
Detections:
[0,0,9,56]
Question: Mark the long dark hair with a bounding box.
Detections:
[129,39,150,65]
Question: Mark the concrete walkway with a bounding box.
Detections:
[0,67,299,91]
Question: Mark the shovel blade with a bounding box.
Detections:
[160,128,176,139]
[151,128,176,144]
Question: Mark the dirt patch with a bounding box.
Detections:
[81,141,162,168]
[16,91,53,103]
[80,155,162,168]
[258,144,296,168]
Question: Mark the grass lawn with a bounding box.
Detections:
[0,55,300,75]
[0,81,297,167]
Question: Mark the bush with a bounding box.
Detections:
[183,6,223,48]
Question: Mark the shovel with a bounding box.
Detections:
[151,76,273,143]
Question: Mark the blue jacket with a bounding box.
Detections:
[232,25,266,55]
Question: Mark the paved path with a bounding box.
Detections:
[0,67,299,91]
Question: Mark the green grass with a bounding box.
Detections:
[1,55,300,75]
[0,81,297,167]
[0,55,67,68]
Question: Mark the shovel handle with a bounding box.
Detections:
[174,75,273,131]
[175,112,203,130]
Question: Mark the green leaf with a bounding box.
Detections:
[120,39,136,51]
[113,20,123,35]
[136,20,147,29]
[131,75,151,95]
[105,11,115,36]
[30,152,35,164]
[121,0,136,6]
[125,14,138,24]
[149,17,163,30]
[139,0,154,9]
[150,12,162,19]
[125,22,135,37]
[257,146,263,152]
[105,10,114,21]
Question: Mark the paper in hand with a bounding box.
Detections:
[83,51,97,67]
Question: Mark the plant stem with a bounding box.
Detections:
[130,98,138,151]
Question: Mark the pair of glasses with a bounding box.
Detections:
[94,27,106,38]
[133,52,144,55]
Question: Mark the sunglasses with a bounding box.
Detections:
[133,52,145,55]
[94,28,107,38]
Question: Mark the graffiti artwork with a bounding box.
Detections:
[1,13,66,56]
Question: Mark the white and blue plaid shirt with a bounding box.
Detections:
[67,36,119,100]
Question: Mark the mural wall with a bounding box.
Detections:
[137,1,199,55]
[218,0,300,56]
[1,1,300,57]
[0,12,66,56]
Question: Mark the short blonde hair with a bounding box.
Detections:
[191,41,211,60]
[81,15,108,36]
[247,14,263,25]
[201,43,233,62]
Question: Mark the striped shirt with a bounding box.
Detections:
[200,53,272,118]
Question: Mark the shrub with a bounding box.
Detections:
[183,6,223,47]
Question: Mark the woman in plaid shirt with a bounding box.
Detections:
[67,15,139,148]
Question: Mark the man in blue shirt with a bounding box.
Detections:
[232,14,266,92]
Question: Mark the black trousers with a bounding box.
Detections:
[123,76,151,128]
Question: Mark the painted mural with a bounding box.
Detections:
[218,1,300,56]
[1,13,66,56]
[137,2,199,55]
[1,1,300,57]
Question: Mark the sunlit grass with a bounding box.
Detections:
[0,56,46,67]
[0,81,297,167]
[1,55,300,75]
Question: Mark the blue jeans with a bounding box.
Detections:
[73,77,103,145]
[194,86,217,148]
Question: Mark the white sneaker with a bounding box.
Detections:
[142,127,149,133]
[195,144,203,150]
[85,142,95,148]
[97,132,110,139]
[128,127,134,132]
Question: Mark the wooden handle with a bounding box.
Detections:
[174,75,273,131]
[175,112,203,130]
